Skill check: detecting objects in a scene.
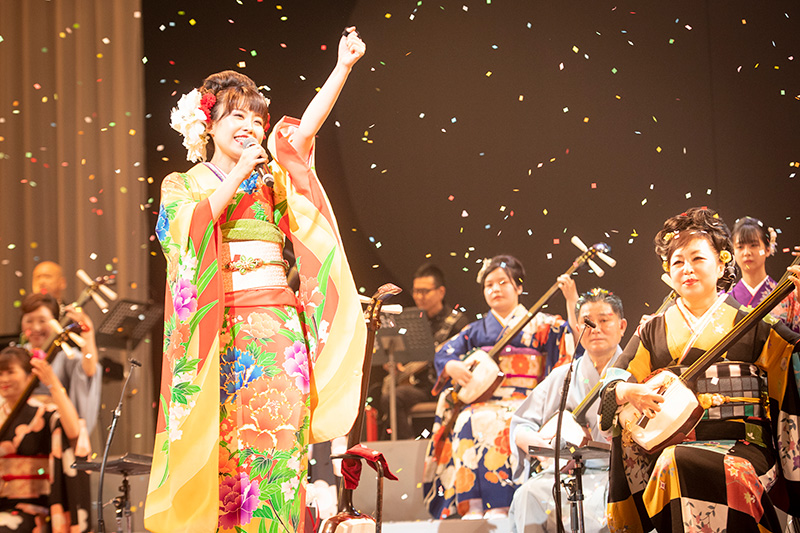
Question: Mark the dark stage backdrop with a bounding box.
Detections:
[143,0,799,345]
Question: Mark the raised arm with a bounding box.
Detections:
[290,27,366,159]
[31,358,80,440]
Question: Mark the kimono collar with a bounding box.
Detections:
[675,293,728,364]
[740,275,770,296]
[491,303,528,328]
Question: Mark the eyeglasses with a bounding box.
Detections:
[412,287,438,296]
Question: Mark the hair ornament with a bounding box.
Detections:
[663,231,675,243]
[662,260,670,273]
[767,226,778,256]
[170,88,210,163]
[476,258,492,284]
[719,249,732,264]
[199,93,216,121]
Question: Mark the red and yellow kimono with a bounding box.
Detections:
[145,117,367,533]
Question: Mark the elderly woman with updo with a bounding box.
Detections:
[598,207,800,533]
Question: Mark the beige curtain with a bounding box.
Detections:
[0,0,148,331]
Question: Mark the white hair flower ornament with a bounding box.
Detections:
[170,89,216,163]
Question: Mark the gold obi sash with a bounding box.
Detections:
[0,455,50,499]
[220,219,288,294]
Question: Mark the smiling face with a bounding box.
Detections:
[0,362,29,403]
[207,107,266,169]
[21,305,56,350]
[483,267,522,318]
[668,236,724,307]
[577,301,626,360]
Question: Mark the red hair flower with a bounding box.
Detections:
[199,93,216,122]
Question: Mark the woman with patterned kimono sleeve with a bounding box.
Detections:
[145,28,368,533]
[597,207,800,533]
[0,346,86,532]
[422,255,569,520]
[729,216,800,333]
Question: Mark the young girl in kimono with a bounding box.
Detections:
[0,346,82,532]
[598,207,800,533]
[423,255,567,520]
[730,216,800,332]
[145,28,368,533]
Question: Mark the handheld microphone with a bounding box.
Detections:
[582,317,596,329]
[242,136,274,187]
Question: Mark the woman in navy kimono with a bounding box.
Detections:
[422,255,567,520]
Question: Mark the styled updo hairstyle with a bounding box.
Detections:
[478,254,526,288]
[201,70,270,124]
[732,216,776,256]
[0,346,32,375]
[654,207,736,292]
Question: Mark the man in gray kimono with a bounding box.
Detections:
[508,287,627,533]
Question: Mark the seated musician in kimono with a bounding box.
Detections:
[20,293,102,434]
[422,255,569,520]
[508,287,627,533]
[598,207,800,533]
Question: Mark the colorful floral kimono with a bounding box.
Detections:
[422,305,565,518]
[145,117,367,533]
[0,399,90,533]
[600,295,800,533]
[730,276,800,333]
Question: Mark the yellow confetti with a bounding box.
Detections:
[485,71,492,77]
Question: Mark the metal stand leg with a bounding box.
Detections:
[111,474,131,533]
[563,456,586,533]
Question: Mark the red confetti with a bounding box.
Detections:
[553,239,560,245]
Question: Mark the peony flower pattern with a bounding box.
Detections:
[282,341,310,394]
[218,472,260,530]
[236,373,305,452]
[220,347,265,404]
[172,278,198,321]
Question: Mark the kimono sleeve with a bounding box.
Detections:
[146,168,223,533]
[434,323,475,377]
[267,116,368,444]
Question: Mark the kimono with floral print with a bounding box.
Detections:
[145,117,367,533]
[422,306,566,518]
[601,295,800,533]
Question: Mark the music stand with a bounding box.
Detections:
[373,307,435,440]
[96,299,161,351]
[74,453,152,533]
[529,443,610,533]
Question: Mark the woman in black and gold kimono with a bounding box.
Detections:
[597,207,800,532]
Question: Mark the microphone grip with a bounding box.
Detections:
[582,317,596,329]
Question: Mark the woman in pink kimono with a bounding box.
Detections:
[145,28,367,533]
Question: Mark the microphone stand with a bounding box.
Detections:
[553,317,595,533]
[97,359,141,533]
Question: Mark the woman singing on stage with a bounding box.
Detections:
[145,28,367,533]
[598,207,800,532]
